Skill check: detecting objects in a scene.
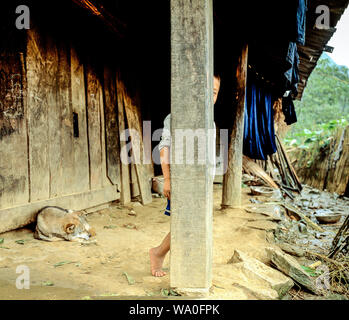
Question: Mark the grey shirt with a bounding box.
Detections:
[158,114,172,152]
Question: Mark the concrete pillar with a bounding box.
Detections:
[221,44,248,209]
[170,0,214,292]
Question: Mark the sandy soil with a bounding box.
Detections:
[0,185,281,300]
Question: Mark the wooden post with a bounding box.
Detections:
[221,44,248,209]
[170,0,214,293]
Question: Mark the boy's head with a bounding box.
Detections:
[213,75,221,104]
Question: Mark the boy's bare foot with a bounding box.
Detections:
[149,247,167,277]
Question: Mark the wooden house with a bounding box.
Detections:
[0,0,348,292]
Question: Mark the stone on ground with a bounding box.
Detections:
[214,264,280,300]
[228,249,294,298]
[246,220,278,231]
[266,247,319,294]
[278,242,305,257]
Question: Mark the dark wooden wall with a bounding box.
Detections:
[0,2,122,217]
[0,0,164,229]
[0,3,29,209]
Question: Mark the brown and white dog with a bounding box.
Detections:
[34,206,96,242]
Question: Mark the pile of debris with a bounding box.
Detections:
[241,137,349,299]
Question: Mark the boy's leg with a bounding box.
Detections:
[149,232,170,277]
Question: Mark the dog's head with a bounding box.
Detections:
[63,211,96,241]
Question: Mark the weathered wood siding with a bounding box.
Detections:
[103,67,121,189]
[0,22,123,232]
[0,51,29,209]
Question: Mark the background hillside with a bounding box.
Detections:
[286,53,349,145]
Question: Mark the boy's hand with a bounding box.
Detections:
[163,178,171,199]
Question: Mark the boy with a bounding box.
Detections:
[149,75,221,277]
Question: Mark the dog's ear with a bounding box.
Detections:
[65,223,76,234]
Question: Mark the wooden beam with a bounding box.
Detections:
[221,44,248,209]
[170,0,214,293]
[71,0,126,38]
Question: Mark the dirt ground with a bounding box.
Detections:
[0,184,283,300]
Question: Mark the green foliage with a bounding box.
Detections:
[285,119,347,150]
[285,118,347,168]
[286,54,349,143]
[301,265,323,277]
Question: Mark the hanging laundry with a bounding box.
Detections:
[243,74,277,160]
[284,41,300,96]
[295,0,308,45]
[280,41,300,124]
[282,94,298,125]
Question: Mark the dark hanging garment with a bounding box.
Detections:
[243,76,277,160]
[291,48,300,96]
[284,42,300,96]
[282,95,298,125]
[296,0,307,45]
[281,41,300,125]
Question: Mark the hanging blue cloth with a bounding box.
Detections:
[243,76,277,160]
[296,0,307,45]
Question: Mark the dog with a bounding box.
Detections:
[34,206,96,242]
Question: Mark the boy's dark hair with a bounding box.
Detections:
[214,74,221,81]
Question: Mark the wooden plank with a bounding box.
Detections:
[46,36,65,198]
[282,202,325,233]
[130,162,140,198]
[57,39,75,196]
[103,67,121,188]
[116,74,131,204]
[70,46,90,193]
[0,52,29,209]
[85,62,103,190]
[275,134,302,191]
[98,77,112,188]
[0,186,120,234]
[123,88,152,205]
[221,43,248,208]
[242,156,279,189]
[104,66,121,188]
[170,0,214,291]
[26,27,50,202]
